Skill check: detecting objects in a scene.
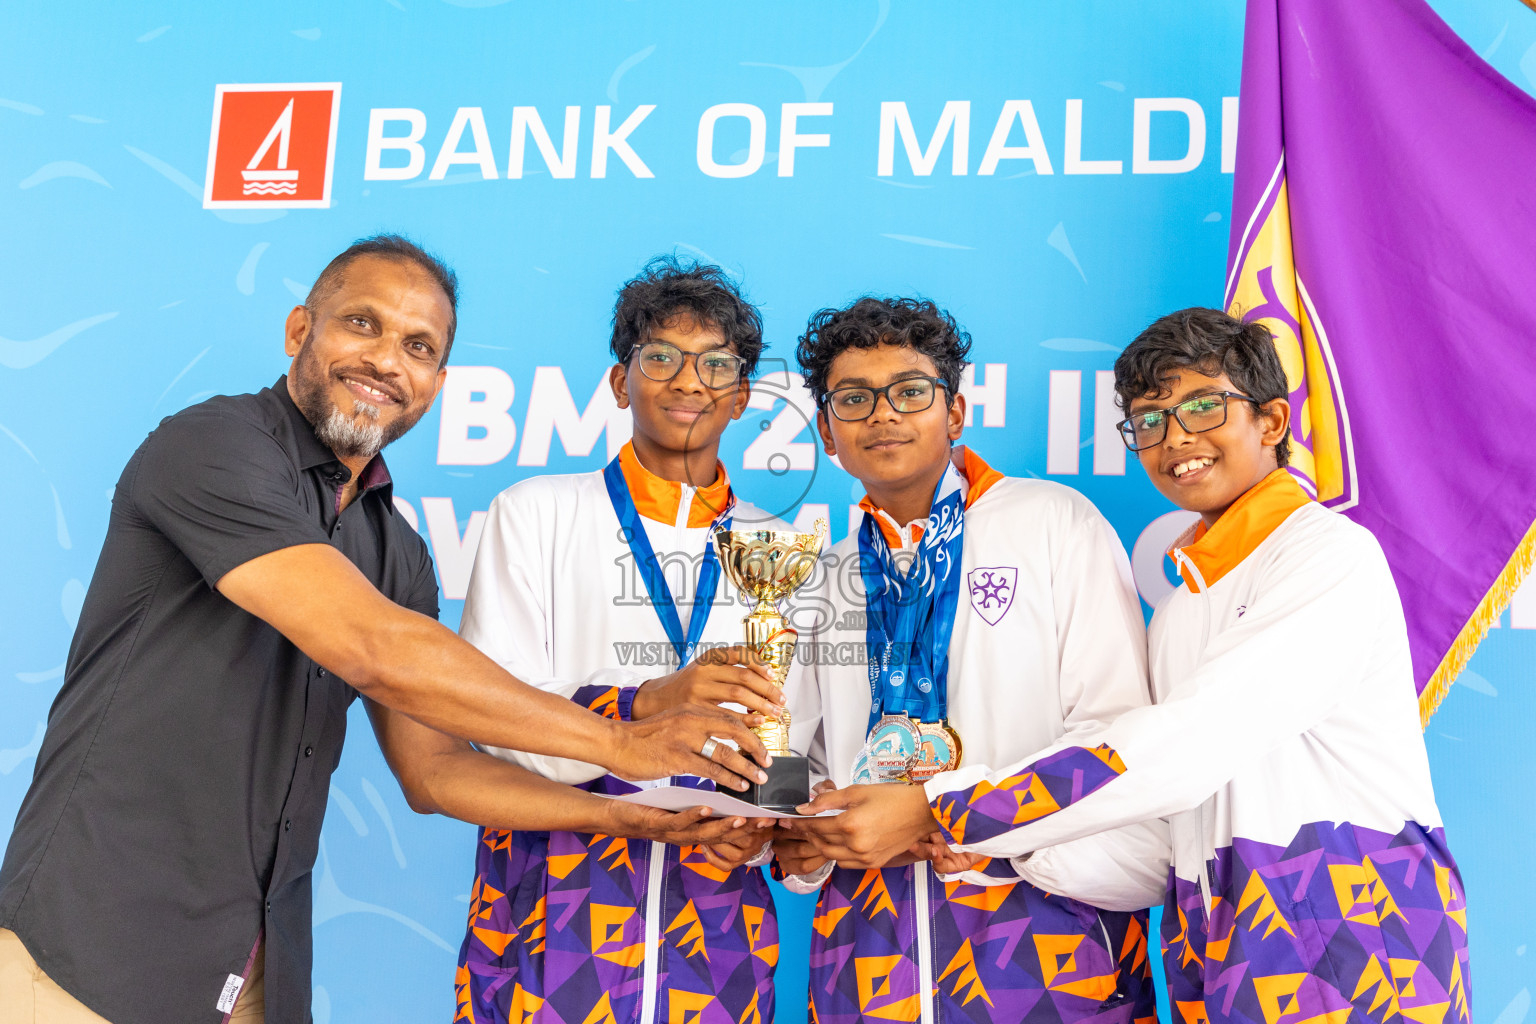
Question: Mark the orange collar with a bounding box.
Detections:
[1169,468,1312,592]
[859,446,1005,548]
[617,441,733,527]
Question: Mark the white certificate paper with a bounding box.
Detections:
[602,785,840,819]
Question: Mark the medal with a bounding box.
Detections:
[866,713,921,783]
[850,748,875,785]
[906,720,963,782]
[858,459,969,783]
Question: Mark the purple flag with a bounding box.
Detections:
[1226,0,1536,722]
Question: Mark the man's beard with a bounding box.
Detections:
[315,400,389,462]
[290,335,423,462]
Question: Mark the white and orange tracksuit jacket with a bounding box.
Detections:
[780,447,1166,1024]
[929,468,1471,1024]
[453,443,786,1024]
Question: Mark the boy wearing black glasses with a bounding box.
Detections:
[799,306,1468,1024]
[452,256,790,1024]
[773,297,1163,1024]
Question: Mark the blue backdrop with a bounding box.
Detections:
[3,3,1533,1022]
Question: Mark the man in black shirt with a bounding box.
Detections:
[0,236,773,1024]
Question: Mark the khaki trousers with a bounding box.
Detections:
[0,928,264,1023]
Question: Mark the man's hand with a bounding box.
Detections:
[221,544,765,770]
[783,783,940,870]
[607,704,771,793]
[606,802,765,847]
[607,800,774,872]
[630,645,783,722]
[365,701,770,842]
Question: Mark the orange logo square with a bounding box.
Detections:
[203,83,341,208]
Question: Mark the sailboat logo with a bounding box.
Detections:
[204,83,341,209]
[241,100,300,195]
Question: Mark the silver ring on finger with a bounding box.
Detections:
[700,737,720,760]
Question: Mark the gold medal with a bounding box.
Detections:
[906,720,963,783]
[939,721,962,768]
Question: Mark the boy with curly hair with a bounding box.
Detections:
[776,296,1164,1024]
[454,256,791,1024]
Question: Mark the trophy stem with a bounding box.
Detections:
[742,604,794,757]
[713,519,827,811]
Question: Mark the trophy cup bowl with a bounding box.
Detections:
[712,519,828,812]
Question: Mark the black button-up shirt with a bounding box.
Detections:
[0,378,439,1024]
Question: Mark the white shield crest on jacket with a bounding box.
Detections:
[967,567,1017,626]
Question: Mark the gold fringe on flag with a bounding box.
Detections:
[1420,516,1536,727]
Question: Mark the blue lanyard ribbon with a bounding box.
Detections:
[859,461,966,733]
[604,455,732,665]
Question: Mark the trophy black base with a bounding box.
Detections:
[746,755,811,813]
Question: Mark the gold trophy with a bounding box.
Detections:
[712,519,828,811]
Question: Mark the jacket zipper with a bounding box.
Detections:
[915,864,937,1024]
[638,487,693,1024]
[675,485,693,538]
[637,840,667,1023]
[889,512,929,1024]
[1172,549,1216,918]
